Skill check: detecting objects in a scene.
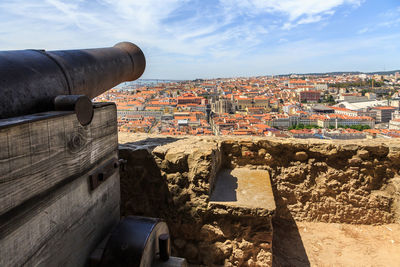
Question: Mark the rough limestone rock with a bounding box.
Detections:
[357,149,370,160]
[118,134,400,266]
[184,242,198,261]
[256,249,272,266]
[200,224,225,241]
[294,151,308,162]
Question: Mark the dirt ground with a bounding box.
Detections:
[272,219,400,267]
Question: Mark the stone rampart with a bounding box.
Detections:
[118,134,400,266]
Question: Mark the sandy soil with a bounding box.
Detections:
[273,219,400,267]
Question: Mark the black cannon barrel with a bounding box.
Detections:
[0,42,145,119]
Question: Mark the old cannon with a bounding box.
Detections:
[0,42,145,124]
[0,42,185,266]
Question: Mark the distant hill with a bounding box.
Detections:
[277,70,400,77]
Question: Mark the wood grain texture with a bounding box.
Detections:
[0,104,118,216]
[0,154,120,267]
[0,128,9,178]
[0,104,120,266]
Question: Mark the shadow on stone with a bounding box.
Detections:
[209,169,238,202]
[272,195,310,267]
[121,137,183,151]
[118,147,171,218]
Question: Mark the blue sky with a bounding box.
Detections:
[0,0,399,79]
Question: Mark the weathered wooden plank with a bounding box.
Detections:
[0,111,73,129]
[29,119,50,165]
[0,154,120,267]
[0,128,9,177]
[7,123,31,175]
[0,104,118,216]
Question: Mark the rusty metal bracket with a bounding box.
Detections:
[89,158,119,191]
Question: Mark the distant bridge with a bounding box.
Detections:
[117,79,185,89]
[138,79,184,82]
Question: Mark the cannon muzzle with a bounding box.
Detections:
[0,42,146,119]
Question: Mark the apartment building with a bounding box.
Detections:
[373,106,397,123]
[299,90,321,102]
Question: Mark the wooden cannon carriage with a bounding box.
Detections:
[0,43,185,266]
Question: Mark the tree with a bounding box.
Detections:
[327,95,335,103]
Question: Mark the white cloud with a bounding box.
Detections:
[0,0,270,58]
[221,0,362,29]
[298,15,323,25]
[150,32,400,79]
[4,0,396,79]
[0,0,363,50]
[358,27,369,34]
[357,6,400,34]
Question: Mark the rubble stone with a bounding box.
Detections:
[294,151,308,161]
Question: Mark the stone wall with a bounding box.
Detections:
[118,134,400,265]
[119,138,273,266]
[221,139,400,224]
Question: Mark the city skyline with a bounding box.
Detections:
[0,0,399,79]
